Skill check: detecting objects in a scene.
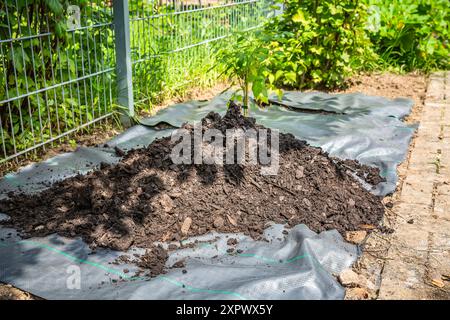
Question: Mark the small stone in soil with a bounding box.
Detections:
[338,269,361,287]
[213,216,224,228]
[114,146,125,157]
[345,230,367,244]
[171,260,186,268]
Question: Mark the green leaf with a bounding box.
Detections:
[342,52,350,63]
[252,78,268,102]
[55,21,67,38]
[292,10,306,23]
[275,70,284,80]
[285,71,297,84]
[44,0,63,15]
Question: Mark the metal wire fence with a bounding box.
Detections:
[129,0,271,106]
[0,0,271,163]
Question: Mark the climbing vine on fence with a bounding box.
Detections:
[0,0,114,157]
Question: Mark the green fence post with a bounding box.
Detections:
[113,0,134,127]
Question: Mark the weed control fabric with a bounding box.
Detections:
[0,92,416,300]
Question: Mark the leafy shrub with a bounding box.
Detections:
[364,0,449,71]
[263,0,376,89]
[215,31,276,114]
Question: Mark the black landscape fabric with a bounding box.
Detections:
[0,91,416,299]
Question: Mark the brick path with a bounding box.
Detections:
[378,71,450,299]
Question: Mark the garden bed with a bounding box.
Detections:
[0,103,385,277]
[0,72,428,299]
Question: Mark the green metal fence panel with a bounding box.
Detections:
[0,0,270,163]
[129,0,272,108]
[0,0,115,163]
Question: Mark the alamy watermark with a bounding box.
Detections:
[67,5,81,30]
[170,122,280,175]
[66,265,81,290]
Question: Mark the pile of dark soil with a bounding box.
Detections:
[0,103,385,276]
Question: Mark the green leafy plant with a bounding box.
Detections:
[364,0,449,72]
[215,31,278,115]
[262,0,376,89]
[131,2,267,111]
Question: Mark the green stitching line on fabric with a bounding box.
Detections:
[20,240,135,279]
[0,240,250,299]
[0,239,328,299]
[175,241,328,275]
[158,276,248,300]
[1,239,324,270]
[180,242,317,266]
[237,253,310,263]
